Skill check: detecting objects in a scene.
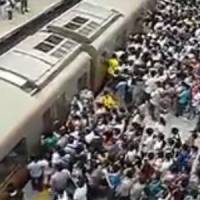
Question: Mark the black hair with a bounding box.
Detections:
[146,128,154,136]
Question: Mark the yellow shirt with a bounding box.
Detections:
[107,58,119,76]
[101,94,118,109]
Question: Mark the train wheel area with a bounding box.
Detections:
[5,0,200,199]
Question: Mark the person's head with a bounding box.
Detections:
[68,136,74,144]
[167,137,175,146]
[171,127,179,135]
[191,145,198,154]
[29,155,38,162]
[112,164,120,173]
[57,189,65,196]
[157,151,164,159]
[7,183,16,194]
[148,152,155,160]
[111,53,117,59]
[165,152,172,161]
[55,164,63,172]
[150,70,157,77]
[192,132,198,140]
[182,143,190,153]
[158,133,165,141]
[146,128,154,136]
[126,170,134,179]
[77,177,85,188]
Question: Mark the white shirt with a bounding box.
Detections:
[85,131,97,144]
[145,77,157,94]
[38,159,53,176]
[153,140,163,151]
[126,150,137,162]
[117,177,132,197]
[57,191,69,200]
[161,159,173,173]
[27,161,43,178]
[73,184,87,200]
[52,152,61,166]
[150,88,164,105]
[143,135,154,153]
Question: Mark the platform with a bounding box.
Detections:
[0,0,64,42]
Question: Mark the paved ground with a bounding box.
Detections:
[146,113,197,141]
[0,0,63,41]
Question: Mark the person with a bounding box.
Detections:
[107,54,119,77]
[50,164,70,198]
[100,90,118,109]
[193,114,200,132]
[6,183,24,200]
[116,170,134,200]
[73,178,88,200]
[55,190,69,200]
[27,155,44,191]
[5,0,13,20]
[42,132,59,151]
[176,83,191,117]
[20,0,28,14]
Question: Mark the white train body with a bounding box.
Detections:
[0,0,155,187]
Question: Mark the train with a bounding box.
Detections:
[0,0,155,191]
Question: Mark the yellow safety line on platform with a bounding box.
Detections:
[34,189,49,200]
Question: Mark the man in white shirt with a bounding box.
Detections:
[73,179,88,200]
[27,156,44,191]
[116,170,134,200]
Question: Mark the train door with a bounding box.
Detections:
[43,93,68,132]
[43,109,53,132]
[0,139,27,190]
[51,94,68,122]
[77,72,88,91]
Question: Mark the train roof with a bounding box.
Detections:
[0,31,80,94]
[46,1,121,41]
[44,0,150,44]
[84,0,148,14]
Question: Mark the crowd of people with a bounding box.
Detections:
[24,0,200,199]
[0,0,28,20]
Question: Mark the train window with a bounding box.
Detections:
[34,42,54,53]
[0,139,27,187]
[44,35,64,45]
[77,73,87,91]
[64,22,81,30]
[72,16,89,24]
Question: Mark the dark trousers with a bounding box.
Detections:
[176,102,186,117]
[119,196,130,200]
[7,10,12,20]
[31,175,43,191]
[195,115,200,132]
[21,0,28,13]
[149,102,156,121]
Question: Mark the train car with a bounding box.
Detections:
[0,0,155,192]
[0,31,91,191]
[46,0,156,91]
